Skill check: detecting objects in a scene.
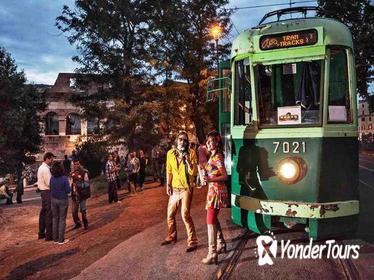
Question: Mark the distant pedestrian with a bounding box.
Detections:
[0,176,13,205]
[114,150,122,190]
[151,145,161,182]
[138,150,147,191]
[71,150,78,162]
[37,152,56,241]
[63,155,72,175]
[159,146,167,186]
[50,162,71,245]
[105,153,120,203]
[161,131,198,252]
[70,159,91,230]
[127,152,139,195]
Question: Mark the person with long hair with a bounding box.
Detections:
[161,131,198,252]
[50,161,71,244]
[202,131,229,265]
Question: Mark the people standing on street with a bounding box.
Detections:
[105,153,120,204]
[71,150,78,162]
[37,152,56,241]
[113,150,122,190]
[197,141,209,188]
[138,150,147,191]
[151,145,160,182]
[50,162,71,245]
[0,176,13,205]
[201,131,229,265]
[159,146,167,187]
[63,155,72,175]
[15,164,24,203]
[161,131,198,252]
[127,152,139,194]
[70,159,91,230]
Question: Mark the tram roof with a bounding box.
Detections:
[231,17,353,59]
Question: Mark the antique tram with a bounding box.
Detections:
[208,7,359,239]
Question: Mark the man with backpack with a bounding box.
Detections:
[70,159,91,230]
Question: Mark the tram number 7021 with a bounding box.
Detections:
[273,141,306,154]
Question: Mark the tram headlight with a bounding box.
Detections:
[276,157,307,185]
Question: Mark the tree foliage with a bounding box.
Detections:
[317,0,374,98]
[0,47,46,176]
[56,0,231,147]
[149,0,232,141]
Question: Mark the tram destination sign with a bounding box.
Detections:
[260,29,318,50]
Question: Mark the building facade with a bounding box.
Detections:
[38,73,103,161]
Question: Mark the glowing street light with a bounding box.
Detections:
[210,24,222,75]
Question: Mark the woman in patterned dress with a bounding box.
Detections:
[202,131,229,265]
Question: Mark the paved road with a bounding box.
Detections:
[72,152,374,280]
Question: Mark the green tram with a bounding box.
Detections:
[208,7,359,239]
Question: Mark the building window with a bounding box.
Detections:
[87,117,100,135]
[369,124,373,130]
[66,113,81,135]
[362,124,365,130]
[45,112,59,135]
[370,117,372,122]
[362,117,365,122]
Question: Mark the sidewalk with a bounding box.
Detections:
[73,205,244,280]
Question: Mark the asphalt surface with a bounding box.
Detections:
[72,152,374,280]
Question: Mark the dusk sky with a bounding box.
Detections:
[1,0,319,85]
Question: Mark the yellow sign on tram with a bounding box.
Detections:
[260,29,318,50]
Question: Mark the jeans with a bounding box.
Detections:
[107,181,118,203]
[39,190,52,239]
[72,198,87,225]
[51,198,69,242]
[166,188,197,246]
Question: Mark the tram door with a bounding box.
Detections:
[207,60,232,199]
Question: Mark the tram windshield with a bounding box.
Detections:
[254,59,323,127]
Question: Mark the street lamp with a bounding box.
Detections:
[210,24,222,76]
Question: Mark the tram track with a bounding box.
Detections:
[214,229,363,280]
[335,240,361,280]
[215,229,252,280]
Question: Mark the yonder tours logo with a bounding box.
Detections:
[255,233,360,266]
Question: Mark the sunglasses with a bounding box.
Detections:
[178,138,188,142]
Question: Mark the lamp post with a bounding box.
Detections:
[210,24,222,76]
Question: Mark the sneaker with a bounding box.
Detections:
[58,239,70,245]
[117,201,122,204]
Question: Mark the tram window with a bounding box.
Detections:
[234,59,252,125]
[255,60,322,126]
[328,48,351,123]
[222,69,231,113]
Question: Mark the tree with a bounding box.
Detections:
[149,0,232,141]
[0,47,46,176]
[317,0,374,98]
[56,1,167,150]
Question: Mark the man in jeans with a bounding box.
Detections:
[70,159,90,230]
[161,131,198,252]
[37,152,55,241]
[106,153,120,204]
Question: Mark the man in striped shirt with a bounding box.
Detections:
[105,153,120,204]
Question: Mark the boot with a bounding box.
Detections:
[216,220,227,254]
[202,224,218,265]
[82,212,88,230]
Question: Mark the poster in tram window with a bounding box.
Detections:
[277,106,301,125]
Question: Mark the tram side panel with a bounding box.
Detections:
[231,136,359,239]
